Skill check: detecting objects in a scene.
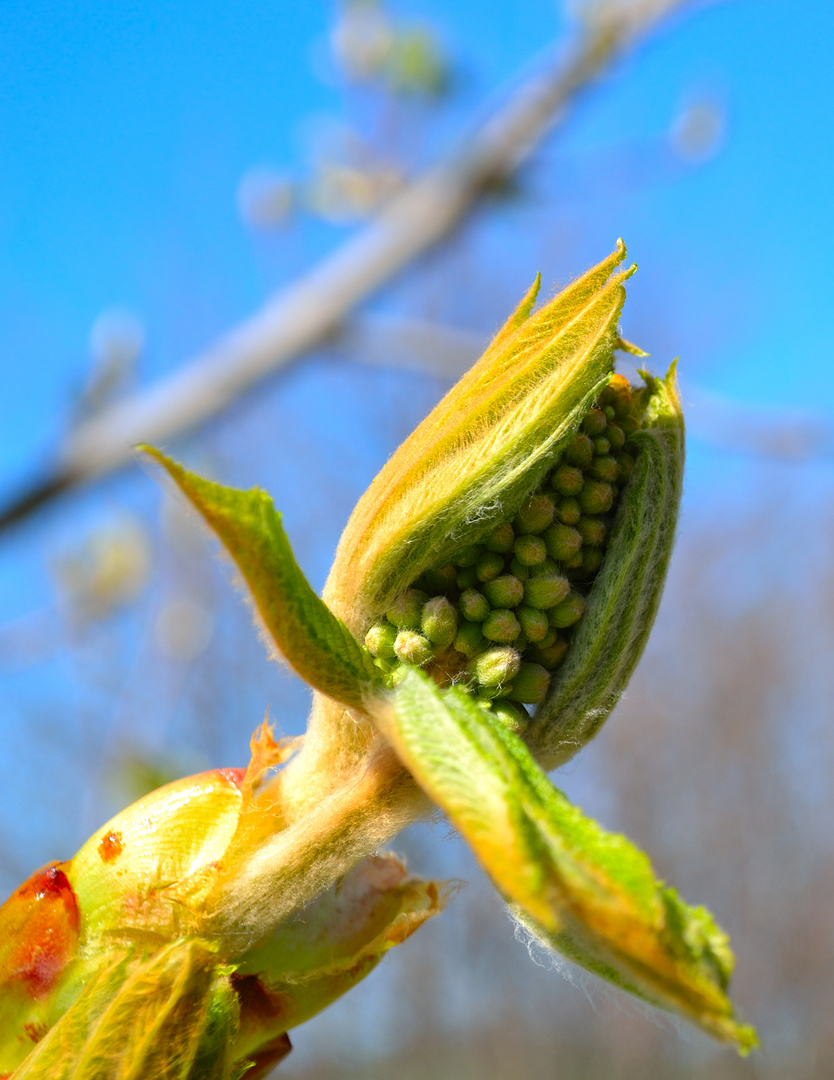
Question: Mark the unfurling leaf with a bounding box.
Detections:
[528,364,685,766]
[141,448,380,709]
[326,242,635,632]
[372,669,756,1052]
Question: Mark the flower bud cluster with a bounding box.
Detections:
[365,375,639,728]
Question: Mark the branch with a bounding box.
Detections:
[0,0,695,534]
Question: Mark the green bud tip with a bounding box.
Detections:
[513,494,556,535]
[421,596,458,647]
[471,646,522,687]
[523,573,570,611]
[513,535,548,567]
[459,588,490,622]
[387,589,428,629]
[482,609,522,643]
[484,574,525,609]
[394,629,435,666]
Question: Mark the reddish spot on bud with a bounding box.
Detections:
[215,766,247,789]
[232,972,292,1029]
[0,862,80,1000]
[23,1020,48,1043]
[97,830,124,863]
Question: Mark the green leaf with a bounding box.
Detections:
[528,363,685,768]
[372,669,757,1052]
[142,449,380,709]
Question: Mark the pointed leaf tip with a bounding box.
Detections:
[141,447,381,709]
[371,669,754,1051]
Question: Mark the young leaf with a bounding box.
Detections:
[371,669,756,1052]
[327,242,635,631]
[142,448,380,710]
[528,364,685,767]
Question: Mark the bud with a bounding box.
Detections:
[513,493,555,535]
[482,609,522,643]
[394,629,434,665]
[484,522,515,554]
[365,621,398,658]
[509,663,551,705]
[513,534,547,567]
[484,574,525,609]
[421,596,458,647]
[471,646,522,687]
[386,589,427,630]
[544,522,582,562]
[523,573,570,610]
[459,587,490,622]
[547,590,586,628]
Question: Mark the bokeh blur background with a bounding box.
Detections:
[1,0,833,1076]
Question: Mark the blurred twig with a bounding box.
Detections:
[0,0,695,534]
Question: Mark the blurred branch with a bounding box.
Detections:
[0,0,695,534]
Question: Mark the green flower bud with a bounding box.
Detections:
[365,621,398,659]
[606,422,626,449]
[575,516,606,547]
[528,556,558,577]
[578,480,614,515]
[459,588,490,622]
[564,433,594,469]
[453,543,485,568]
[387,589,428,630]
[588,454,619,483]
[523,573,570,610]
[563,550,584,569]
[475,551,505,583]
[592,436,611,456]
[509,663,551,705]
[470,646,521,687]
[581,547,604,575]
[456,566,479,589]
[422,596,458,648]
[544,523,582,562]
[513,535,547,567]
[484,522,515,554]
[581,408,607,436]
[548,590,586,628]
[482,608,522,643]
[484,574,525,608]
[488,699,530,733]
[516,605,549,642]
[603,404,616,420]
[454,620,484,657]
[527,637,569,669]
[513,494,555,535]
[555,497,581,525]
[550,465,584,496]
[394,629,434,665]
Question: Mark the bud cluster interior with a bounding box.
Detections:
[365,375,642,731]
